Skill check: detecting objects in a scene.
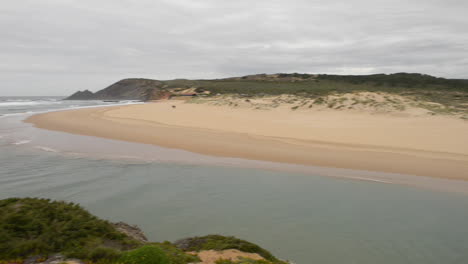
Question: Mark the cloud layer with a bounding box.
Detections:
[1,0,467,95]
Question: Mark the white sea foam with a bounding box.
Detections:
[0,101,142,120]
[35,146,59,152]
[0,101,62,107]
[63,101,143,110]
[348,176,393,184]
[0,111,36,118]
[12,140,31,145]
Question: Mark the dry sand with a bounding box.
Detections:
[26,100,468,180]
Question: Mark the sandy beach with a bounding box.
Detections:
[26,100,468,180]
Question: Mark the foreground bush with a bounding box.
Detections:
[0,198,287,264]
[152,242,200,264]
[119,245,170,264]
[0,198,140,260]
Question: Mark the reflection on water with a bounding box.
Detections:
[1,98,468,263]
[2,145,468,263]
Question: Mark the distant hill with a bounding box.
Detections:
[65,73,468,101]
[66,78,164,100]
[66,89,95,100]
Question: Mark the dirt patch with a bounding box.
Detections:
[189,249,264,264]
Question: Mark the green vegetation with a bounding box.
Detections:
[119,245,170,264]
[318,73,468,91]
[0,198,140,260]
[151,242,200,264]
[161,73,468,116]
[1,198,285,264]
[163,73,468,95]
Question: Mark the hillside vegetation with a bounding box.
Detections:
[0,198,287,264]
[0,198,141,260]
[180,74,468,118]
[165,72,468,95]
[65,73,468,118]
[68,72,468,98]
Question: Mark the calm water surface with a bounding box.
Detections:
[1,97,468,264]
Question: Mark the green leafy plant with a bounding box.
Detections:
[151,242,200,264]
[0,198,140,260]
[119,245,170,264]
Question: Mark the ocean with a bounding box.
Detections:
[1,96,468,264]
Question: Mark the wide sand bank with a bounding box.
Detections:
[26,101,468,180]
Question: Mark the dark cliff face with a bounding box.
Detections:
[65,78,164,100]
[93,78,164,100]
[66,90,95,100]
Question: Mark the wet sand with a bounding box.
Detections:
[26,101,468,180]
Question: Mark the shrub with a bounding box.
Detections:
[152,242,200,264]
[87,247,121,262]
[119,245,170,264]
[0,198,140,260]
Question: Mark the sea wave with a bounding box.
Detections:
[12,140,31,145]
[0,101,142,120]
[0,111,36,118]
[35,146,59,153]
[0,101,63,107]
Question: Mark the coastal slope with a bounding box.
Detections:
[65,78,164,100]
[1,198,285,264]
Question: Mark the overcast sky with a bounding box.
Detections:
[1,0,468,96]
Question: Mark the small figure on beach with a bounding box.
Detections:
[172,105,176,109]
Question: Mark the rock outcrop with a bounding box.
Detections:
[66,90,95,100]
[112,221,148,243]
[65,78,164,100]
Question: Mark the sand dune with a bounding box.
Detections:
[26,100,468,180]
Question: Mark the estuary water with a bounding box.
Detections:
[1,96,468,264]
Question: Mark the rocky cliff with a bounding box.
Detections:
[66,90,95,100]
[65,78,164,100]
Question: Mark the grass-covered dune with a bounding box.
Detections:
[65,72,468,117]
[157,73,468,116]
[0,198,288,264]
[68,72,468,101]
[179,72,468,96]
[164,73,466,119]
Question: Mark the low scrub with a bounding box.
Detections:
[1,198,286,264]
[119,245,170,264]
[151,242,200,264]
[0,198,140,260]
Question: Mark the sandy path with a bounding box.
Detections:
[26,101,468,180]
[189,249,264,264]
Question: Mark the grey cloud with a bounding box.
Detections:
[1,0,467,95]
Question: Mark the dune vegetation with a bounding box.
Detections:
[163,73,468,118]
[68,73,468,118]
